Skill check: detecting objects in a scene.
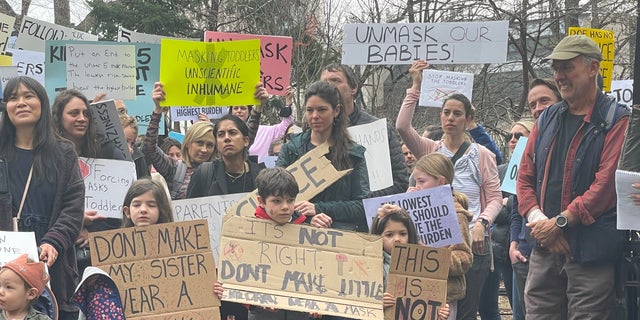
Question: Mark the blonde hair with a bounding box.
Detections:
[512,120,534,134]
[182,121,214,168]
[413,153,469,209]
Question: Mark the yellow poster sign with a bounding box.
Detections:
[159,38,261,107]
[568,27,614,91]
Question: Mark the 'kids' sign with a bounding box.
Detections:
[219,215,384,319]
[342,21,509,65]
[205,31,292,95]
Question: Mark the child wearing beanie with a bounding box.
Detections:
[0,254,51,320]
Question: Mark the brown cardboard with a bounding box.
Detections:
[384,243,451,320]
[226,142,352,217]
[219,215,384,319]
[89,220,220,318]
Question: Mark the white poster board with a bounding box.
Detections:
[608,80,633,105]
[0,231,40,266]
[419,69,474,107]
[347,118,393,191]
[0,65,19,90]
[78,158,137,219]
[7,49,45,85]
[170,106,227,121]
[0,12,16,54]
[342,21,509,65]
[14,17,98,52]
[66,44,137,99]
[172,193,248,262]
[117,26,164,44]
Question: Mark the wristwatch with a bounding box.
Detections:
[479,218,490,229]
[555,214,569,230]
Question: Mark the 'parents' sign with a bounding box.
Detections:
[342,21,509,65]
[89,220,220,319]
[220,215,384,319]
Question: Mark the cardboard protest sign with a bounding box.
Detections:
[0,231,39,265]
[89,220,220,319]
[608,80,633,105]
[419,69,474,107]
[170,106,227,121]
[172,193,249,262]
[385,243,450,320]
[348,119,393,191]
[7,49,45,85]
[45,40,162,134]
[226,142,352,217]
[205,31,292,95]
[220,215,384,319]
[66,44,137,99]
[15,17,97,52]
[159,38,261,107]
[342,21,509,65]
[79,157,136,219]
[89,99,133,161]
[363,185,463,248]
[501,137,527,194]
[0,13,15,54]
[568,27,614,91]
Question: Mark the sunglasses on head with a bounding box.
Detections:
[510,132,524,140]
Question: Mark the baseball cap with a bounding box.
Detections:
[544,35,602,61]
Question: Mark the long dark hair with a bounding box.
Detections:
[51,89,101,157]
[303,81,353,170]
[213,114,249,160]
[370,207,419,246]
[121,179,174,228]
[0,76,61,183]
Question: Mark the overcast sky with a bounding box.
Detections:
[7,0,91,24]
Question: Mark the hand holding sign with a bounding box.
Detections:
[410,60,430,90]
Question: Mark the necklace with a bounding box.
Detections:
[225,163,246,183]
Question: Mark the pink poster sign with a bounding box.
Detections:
[204,31,292,95]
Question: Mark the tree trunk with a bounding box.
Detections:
[0,0,15,16]
[54,0,70,27]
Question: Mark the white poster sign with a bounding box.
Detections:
[79,158,137,219]
[14,17,98,52]
[7,49,45,85]
[0,232,39,266]
[0,65,19,90]
[170,106,228,121]
[0,12,15,54]
[607,80,633,105]
[419,69,474,107]
[66,44,137,99]
[342,21,509,65]
[172,193,248,262]
[117,26,164,44]
[347,119,393,191]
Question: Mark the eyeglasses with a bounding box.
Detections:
[510,132,524,140]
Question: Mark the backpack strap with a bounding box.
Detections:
[451,141,470,165]
[170,162,188,199]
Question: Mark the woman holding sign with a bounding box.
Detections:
[277,80,370,232]
[0,76,84,320]
[396,60,502,320]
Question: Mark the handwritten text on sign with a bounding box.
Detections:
[204,31,292,95]
[89,220,220,319]
[500,137,527,194]
[0,12,15,54]
[226,142,351,217]
[219,216,384,319]
[79,158,136,219]
[419,69,474,107]
[89,99,133,160]
[363,185,463,248]
[170,106,227,121]
[66,44,137,99]
[0,232,39,266]
[342,21,509,65]
[7,49,45,86]
[15,17,97,52]
[385,243,450,320]
[348,119,393,192]
[172,193,248,263]
[159,38,260,107]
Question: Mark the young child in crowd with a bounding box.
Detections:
[122,178,174,228]
[407,152,473,320]
[214,167,312,320]
[370,207,450,320]
[0,254,52,320]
